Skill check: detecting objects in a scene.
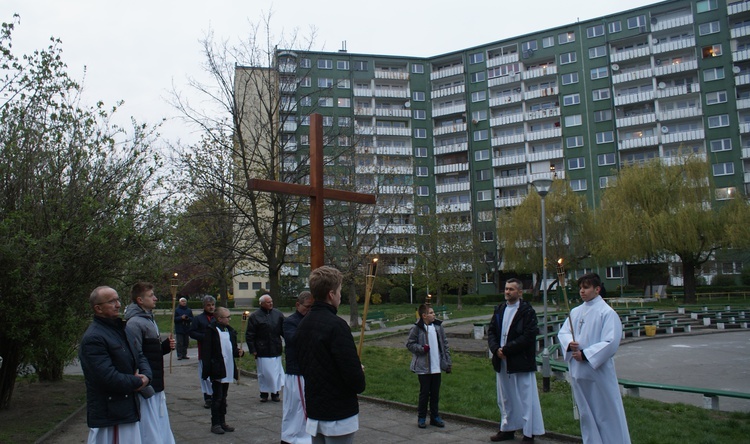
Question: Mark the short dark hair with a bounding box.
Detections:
[417,304,431,317]
[505,278,523,289]
[309,266,343,302]
[131,282,154,303]
[577,272,602,290]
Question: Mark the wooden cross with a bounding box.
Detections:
[247,113,376,269]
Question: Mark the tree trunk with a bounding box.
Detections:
[0,342,21,410]
[457,287,463,311]
[681,256,698,304]
[269,267,281,307]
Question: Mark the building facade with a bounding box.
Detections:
[261,0,748,294]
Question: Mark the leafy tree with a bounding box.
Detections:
[0,17,166,409]
[593,156,750,303]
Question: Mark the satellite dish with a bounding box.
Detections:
[733,66,742,74]
[404,101,411,108]
[658,82,667,89]
[611,63,620,71]
[652,38,660,45]
[661,126,669,134]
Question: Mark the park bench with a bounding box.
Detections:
[619,379,750,410]
[434,305,451,320]
[657,318,693,334]
[364,311,387,330]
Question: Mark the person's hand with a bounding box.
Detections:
[446,366,452,374]
[135,373,150,390]
[238,349,245,358]
[496,348,505,359]
[569,341,579,352]
[169,337,176,350]
[423,344,430,353]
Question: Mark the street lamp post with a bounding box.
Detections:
[531,178,552,392]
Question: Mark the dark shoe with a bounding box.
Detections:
[490,431,515,442]
[271,393,280,402]
[221,423,235,432]
[418,418,426,428]
[521,436,534,443]
[260,397,268,403]
[183,356,190,359]
[430,416,445,427]
[211,425,225,434]
[203,399,212,409]
[177,356,183,360]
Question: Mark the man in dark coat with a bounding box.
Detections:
[245,294,285,402]
[295,266,366,443]
[174,297,193,359]
[79,286,152,444]
[189,295,216,408]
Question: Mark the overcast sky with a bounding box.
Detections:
[6,0,659,145]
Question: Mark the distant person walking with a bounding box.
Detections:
[406,304,452,429]
[79,286,152,444]
[246,294,285,402]
[190,295,216,408]
[487,278,545,442]
[558,273,631,444]
[281,291,314,444]
[174,297,194,359]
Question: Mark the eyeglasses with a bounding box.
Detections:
[97,298,120,306]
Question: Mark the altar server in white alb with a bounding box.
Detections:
[246,294,285,402]
[558,273,631,444]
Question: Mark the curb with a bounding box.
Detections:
[34,403,86,444]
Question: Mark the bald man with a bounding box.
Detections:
[246,294,285,402]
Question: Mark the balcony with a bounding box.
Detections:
[526,128,562,141]
[355,165,378,174]
[524,86,559,101]
[745,172,750,184]
[662,152,706,166]
[277,63,296,73]
[374,224,417,235]
[431,84,465,99]
[435,182,471,194]
[376,146,411,156]
[655,82,700,99]
[489,93,523,107]
[729,1,750,14]
[374,70,409,80]
[526,107,560,121]
[378,165,412,175]
[530,170,563,182]
[379,185,411,195]
[653,59,698,77]
[355,125,374,135]
[279,82,297,93]
[430,64,465,81]
[616,113,656,128]
[736,73,750,86]
[281,102,297,113]
[738,98,750,110]
[740,122,750,134]
[733,48,750,63]
[494,175,528,188]
[354,87,373,97]
[374,88,410,99]
[486,53,520,68]
[490,112,524,127]
[371,245,417,255]
[612,67,653,84]
[434,162,469,174]
[436,202,471,213]
[659,107,702,122]
[434,122,467,136]
[743,147,750,159]
[434,142,468,155]
[282,121,298,132]
[652,36,695,55]
[730,23,750,39]
[488,73,522,87]
[376,127,411,137]
[432,103,466,118]
[661,129,705,144]
[527,148,563,162]
[283,142,297,152]
[495,196,525,208]
[354,107,373,116]
[651,14,693,32]
[375,108,410,118]
[610,46,651,63]
[491,134,525,147]
[614,90,655,106]
[493,154,526,167]
[522,65,557,80]
[618,135,659,150]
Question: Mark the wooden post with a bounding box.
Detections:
[357,258,378,358]
[169,273,178,374]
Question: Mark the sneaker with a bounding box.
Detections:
[211,425,225,435]
[430,416,445,428]
[418,418,426,429]
[490,431,515,442]
[221,423,235,432]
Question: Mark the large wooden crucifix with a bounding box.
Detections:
[248,113,376,269]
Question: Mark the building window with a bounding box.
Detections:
[414,109,426,119]
[592,88,611,101]
[567,135,584,148]
[299,96,312,106]
[565,115,582,127]
[476,169,491,181]
[609,21,622,33]
[590,66,608,80]
[587,24,604,38]
[606,266,623,279]
[477,190,492,201]
[299,77,311,87]
[710,138,732,152]
[594,109,612,122]
[697,0,718,13]
[239,282,249,290]
[471,71,486,83]
[412,63,424,74]
[627,15,646,30]
[413,91,425,101]
[415,147,428,157]
[561,72,579,85]
[480,273,493,284]
[560,51,577,64]
[317,59,333,69]
[473,130,489,141]
[708,114,729,128]
[414,128,427,138]
[477,210,493,222]
[598,152,616,166]
[471,91,487,102]
[712,162,734,176]
[417,186,429,196]
[522,40,538,52]
[542,36,554,48]
[318,97,333,107]
[338,117,351,127]
[563,93,580,106]
[599,176,616,189]
[472,109,488,121]
[336,60,349,70]
[337,97,351,108]
[480,231,494,242]
[318,78,333,88]
[702,44,723,58]
[299,58,311,68]
[338,135,351,146]
[596,131,614,144]
[475,149,490,161]
[570,178,587,191]
[706,91,727,105]
[558,31,576,44]
[416,166,428,177]
[251,282,262,290]
[300,116,310,126]
[589,45,607,59]
[469,52,485,64]
[568,157,585,170]
[703,67,725,81]
[322,116,333,126]
[337,79,351,89]
[716,187,738,200]
[354,60,368,71]
[699,21,720,36]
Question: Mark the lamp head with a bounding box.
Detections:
[531,178,553,197]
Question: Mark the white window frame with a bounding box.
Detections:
[627,15,646,30]
[475,149,490,161]
[414,128,427,138]
[336,60,349,70]
[560,52,577,65]
[477,190,492,201]
[709,138,732,152]
[416,166,429,177]
[609,21,621,33]
[706,91,727,105]
[417,186,429,196]
[471,91,487,102]
[317,59,333,69]
[413,91,426,101]
[707,114,729,128]
[561,72,579,85]
[712,162,734,176]
[590,66,608,80]
[589,45,606,59]
[568,157,585,170]
[414,109,426,120]
[542,36,554,48]
[587,24,604,38]
[570,178,587,191]
[592,88,611,101]
[565,115,582,127]
[704,67,725,81]
[412,64,424,74]
[567,135,584,148]
[563,93,580,106]
[473,130,489,142]
[598,153,616,166]
[415,147,428,157]
[558,31,576,44]
[596,131,614,144]
[699,21,720,36]
[469,52,484,64]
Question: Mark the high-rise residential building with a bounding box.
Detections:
[240,0,748,295]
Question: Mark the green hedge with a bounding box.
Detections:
[440,294,497,305]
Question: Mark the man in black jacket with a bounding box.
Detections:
[246,294,285,402]
[79,286,152,444]
[189,295,216,408]
[487,278,545,443]
[295,266,366,444]
[281,290,314,444]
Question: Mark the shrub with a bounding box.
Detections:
[371,293,382,305]
[389,287,409,304]
[742,265,750,286]
[713,274,737,287]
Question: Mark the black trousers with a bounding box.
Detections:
[417,373,441,419]
[176,332,189,358]
[210,381,229,426]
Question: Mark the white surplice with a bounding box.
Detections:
[257,356,285,393]
[281,374,313,444]
[558,296,631,444]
